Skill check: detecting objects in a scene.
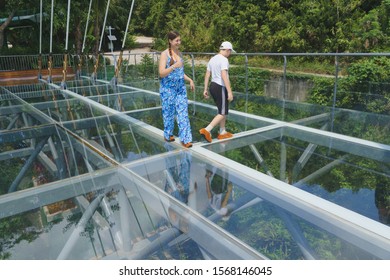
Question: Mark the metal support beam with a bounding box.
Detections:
[294,155,348,188]
[118,187,135,252]
[292,122,329,182]
[8,136,49,193]
[249,144,273,176]
[104,128,121,161]
[57,193,106,259]
[247,145,317,259]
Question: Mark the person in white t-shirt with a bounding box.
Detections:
[200,41,235,143]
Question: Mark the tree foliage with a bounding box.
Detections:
[1,0,390,54]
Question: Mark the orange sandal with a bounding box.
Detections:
[164,135,175,142]
[181,142,193,148]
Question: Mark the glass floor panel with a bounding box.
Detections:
[0,123,114,193]
[205,126,390,224]
[127,150,383,260]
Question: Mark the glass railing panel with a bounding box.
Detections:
[327,103,390,146]
[32,98,106,123]
[67,82,112,96]
[1,87,77,107]
[87,91,161,112]
[123,80,160,93]
[1,83,52,93]
[5,86,177,164]
[229,92,332,123]
[0,89,56,129]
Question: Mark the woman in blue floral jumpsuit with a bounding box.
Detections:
[159,31,195,148]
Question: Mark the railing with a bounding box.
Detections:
[0,54,66,71]
[2,52,390,144]
[2,51,390,100]
[104,51,390,117]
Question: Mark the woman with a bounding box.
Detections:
[159,31,195,148]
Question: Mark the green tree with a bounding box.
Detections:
[350,9,384,52]
[0,0,36,52]
[2,0,390,55]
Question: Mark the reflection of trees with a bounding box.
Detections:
[0,158,24,195]
[226,199,376,260]
[0,198,106,260]
[63,211,95,240]
[0,212,41,260]
[375,184,390,224]
[226,202,302,260]
[0,143,30,195]
[220,131,390,259]
[226,134,390,197]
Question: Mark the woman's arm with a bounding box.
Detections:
[203,70,211,99]
[159,50,180,78]
[184,74,195,91]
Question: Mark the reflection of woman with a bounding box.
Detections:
[159,31,195,148]
[375,184,390,224]
[164,150,191,204]
[163,147,192,232]
[167,206,189,233]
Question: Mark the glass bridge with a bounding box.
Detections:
[0,53,390,260]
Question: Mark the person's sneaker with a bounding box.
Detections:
[199,128,212,143]
[164,135,175,142]
[181,142,193,148]
[217,132,234,140]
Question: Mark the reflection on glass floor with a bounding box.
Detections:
[0,78,389,260]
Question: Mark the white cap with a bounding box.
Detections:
[220,41,235,52]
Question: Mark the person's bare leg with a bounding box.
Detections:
[218,115,226,130]
[217,115,233,139]
[200,114,225,143]
[209,114,224,128]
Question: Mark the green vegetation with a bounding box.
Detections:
[1,1,390,55]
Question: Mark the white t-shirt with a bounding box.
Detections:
[209,192,223,211]
[207,54,229,87]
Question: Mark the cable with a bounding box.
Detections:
[92,0,111,83]
[61,0,72,90]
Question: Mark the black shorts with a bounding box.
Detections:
[210,82,229,115]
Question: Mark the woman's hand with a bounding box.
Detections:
[173,60,183,69]
[189,79,195,91]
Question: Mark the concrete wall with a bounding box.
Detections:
[264,77,314,102]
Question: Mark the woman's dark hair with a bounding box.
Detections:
[167,31,180,66]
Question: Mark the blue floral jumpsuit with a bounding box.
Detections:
[160,52,192,144]
[164,145,192,204]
